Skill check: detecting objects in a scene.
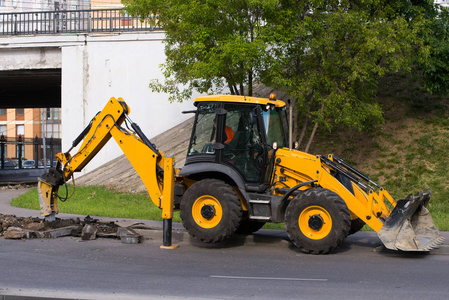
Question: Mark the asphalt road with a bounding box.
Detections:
[1,187,449,300]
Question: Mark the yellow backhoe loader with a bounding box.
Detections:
[38,95,443,254]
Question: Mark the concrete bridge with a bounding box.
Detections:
[0,9,195,175]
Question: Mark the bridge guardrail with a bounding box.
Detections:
[0,9,160,36]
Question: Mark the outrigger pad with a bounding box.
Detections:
[378,190,444,251]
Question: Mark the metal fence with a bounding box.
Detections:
[0,9,160,36]
[0,135,61,170]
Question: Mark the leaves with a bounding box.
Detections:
[261,0,429,148]
[123,0,442,148]
[124,0,271,102]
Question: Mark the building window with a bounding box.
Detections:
[0,125,6,136]
[16,124,24,136]
[46,123,61,138]
[43,108,61,139]
[16,108,24,121]
[0,109,6,121]
[45,108,60,120]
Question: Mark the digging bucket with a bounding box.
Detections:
[377,190,444,251]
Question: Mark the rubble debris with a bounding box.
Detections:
[4,227,26,239]
[118,227,143,244]
[81,224,98,241]
[0,214,143,244]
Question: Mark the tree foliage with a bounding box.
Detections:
[262,0,430,150]
[124,0,271,102]
[123,0,444,151]
[416,3,449,96]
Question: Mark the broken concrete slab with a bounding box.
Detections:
[28,226,82,239]
[4,225,82,240]
[81,224,98,240]
[117,227,142,244]
[4,226,26,239]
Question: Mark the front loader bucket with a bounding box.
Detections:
[378,190,444,251]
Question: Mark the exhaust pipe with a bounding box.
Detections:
[378,190,444,251]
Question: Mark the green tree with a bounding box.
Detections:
[123,0,273,102]
[263,0,428,151]
[124,0,433,152]
[416,3,449,96]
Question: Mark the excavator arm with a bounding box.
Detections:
[38,97,177,248]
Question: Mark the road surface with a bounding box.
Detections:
[1,187,448,300]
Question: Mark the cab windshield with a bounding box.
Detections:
[188,103,218,155]
[262,108,288,148]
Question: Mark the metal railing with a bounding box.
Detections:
[0,9,161,36]
[0,135,61,169]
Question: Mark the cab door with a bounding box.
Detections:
[220,103,268,186]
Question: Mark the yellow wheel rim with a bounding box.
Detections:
[299,206,332,240]
[192,195,223,229]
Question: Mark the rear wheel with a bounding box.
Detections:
[180,179,242,243]
[285,188,351,254]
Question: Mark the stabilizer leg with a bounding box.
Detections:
[160,218,179,249]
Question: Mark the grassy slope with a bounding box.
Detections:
[11,74,449,230]
[309,74,449,230]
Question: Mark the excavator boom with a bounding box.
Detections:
[38,97,177,248]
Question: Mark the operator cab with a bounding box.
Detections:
[184,95,289,191]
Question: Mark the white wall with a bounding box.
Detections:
[1,32,198,175]
[61,32,195,175]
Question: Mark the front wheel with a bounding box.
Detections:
[180,179,242,243]
[285,188,351,254]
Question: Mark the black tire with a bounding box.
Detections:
[285,188,351,254]
[236,218,265,234]
[349,218,365,235]
[180,179,242,243]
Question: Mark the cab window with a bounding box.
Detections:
[262,108,287,148]
[188,103,218,155]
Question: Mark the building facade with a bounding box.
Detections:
[0,107,61,166]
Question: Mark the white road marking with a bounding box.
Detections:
[210,275,328,282]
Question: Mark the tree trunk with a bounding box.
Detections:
[248,70,253,96]
[304,121,318,153]
[304,102,324,153]
[228,83,236,95]
[297,103,310,148]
